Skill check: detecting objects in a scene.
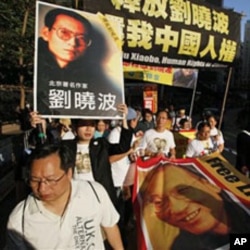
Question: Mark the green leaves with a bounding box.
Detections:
[0,0,35,86]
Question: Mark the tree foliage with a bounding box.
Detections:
[0,0,36,86]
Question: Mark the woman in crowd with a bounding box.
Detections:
[185,121,214,158]
[207,114,224,153]
[135,108,155,133]
[94,119,110,139]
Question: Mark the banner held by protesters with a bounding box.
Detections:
[84,0,241,69]
[133,152,250,250]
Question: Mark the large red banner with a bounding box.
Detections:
[133,153,250,249]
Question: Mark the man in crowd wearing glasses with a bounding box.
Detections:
[5,143,124,249]
[36,7,122,116]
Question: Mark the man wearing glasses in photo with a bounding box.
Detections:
[139,163,250,250]
[5,143,124,249]
[36,7,122,116]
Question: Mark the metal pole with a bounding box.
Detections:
[189,74,198,119]
[218,67,232,130]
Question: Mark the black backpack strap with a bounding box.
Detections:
[22,197,28,236]
[87,181,100,203]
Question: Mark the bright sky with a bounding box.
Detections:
[224,0,250,41]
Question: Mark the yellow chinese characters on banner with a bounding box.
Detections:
[123,62,173,85]
[84,0,241,68]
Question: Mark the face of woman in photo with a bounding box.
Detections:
[82,155,91,169]
[145,166,227,235]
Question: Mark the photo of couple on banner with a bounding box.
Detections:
[133,153,250,250]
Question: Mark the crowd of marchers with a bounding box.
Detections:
[5,101,250,250]
[4,5,249,249]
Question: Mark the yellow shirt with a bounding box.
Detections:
[165,119,173,130]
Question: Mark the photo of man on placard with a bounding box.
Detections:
[173,68,198,89]
[34,2,124,118]
[139,163,250,250]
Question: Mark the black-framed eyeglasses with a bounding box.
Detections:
[52,27,91,47]
[29,172,66,187]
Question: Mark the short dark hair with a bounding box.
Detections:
[74,119,96,128]
[44,8,92,37]
[197,121,211,131]
[142,108,153,118]
[27,143,75,173]
[156,109,169,119]
[206,114,218,123]
[179,118,189,127]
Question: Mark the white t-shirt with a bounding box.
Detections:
[61,130,75,140]
[140,128,176,156]
[74,143,94,181]
[210,127,224,146]
[108,126,132,187]
[175,115,190,126]
[185,138,214,158]
[6,180,119,250]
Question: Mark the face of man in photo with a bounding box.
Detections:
[181,68,195,77]
[144,165,229,235]
[42,14,89,68]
